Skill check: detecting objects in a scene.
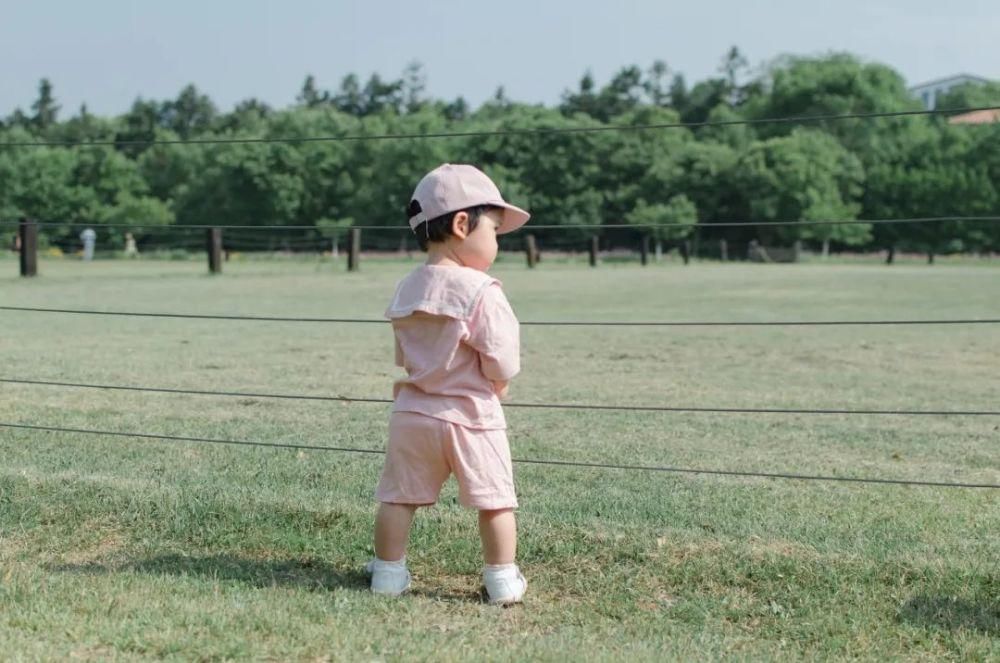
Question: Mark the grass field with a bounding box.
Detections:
[1,255,998,660]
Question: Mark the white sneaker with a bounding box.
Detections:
[483,564,527,605]
[366,558,411,596]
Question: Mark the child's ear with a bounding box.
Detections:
[451,211,470,239]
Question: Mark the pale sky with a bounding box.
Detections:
[2,0,998,117]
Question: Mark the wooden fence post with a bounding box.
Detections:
[589,235,599,267]
[348,227,361,271]
[640,235,650,266]
[719,239,728,262]
[207,228,223,274]
[19,218,38,277]
[680,240,691,265]
[525,234,538,269]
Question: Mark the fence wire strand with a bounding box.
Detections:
[4,215,1000,232]
[2,421,996,489]
[3,377,999,417]
[2,305,997,328]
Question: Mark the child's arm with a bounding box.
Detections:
[468,284,520,395]
[394,335,405,367]
[492,380,510,401]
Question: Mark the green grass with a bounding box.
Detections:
[1,256,998,661]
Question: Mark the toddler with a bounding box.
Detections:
[367,164,529,605]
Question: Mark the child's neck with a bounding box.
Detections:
[426,243,463,267]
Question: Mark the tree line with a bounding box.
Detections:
[1,49,998,260]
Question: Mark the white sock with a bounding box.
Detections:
[484,563,518,578]
[373,556,407,571]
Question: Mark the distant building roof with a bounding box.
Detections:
[949,109,1000,125]
[909,74,993,94]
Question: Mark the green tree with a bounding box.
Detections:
[439,97,469,121]
[173,142,304,228]
[865,121,998,261]
[99,192,175,247]
[679,78,729,123]
[669,140,744,227]
[747,53,915,118]
[161,85,217,139]
[718,46,752,106]
[695,103,753,149]
[171,106,360,234]
[0,52,994,262]
[561,66,646,122]
[644,60,672,106]
[136,133,203,202]
[560,71,600,118]
[30,78,60,131]
[743,53,918,155]
[297,75,328,108]
[361,74,404,115]
[402,61,427,114]
[332,74,365,116]
[669,74,689,112]
[50,104,116,145]
[735,129,867,251]
[625,194,697,258]
[2,108,32,130]
[936,81,1000,111]
[597,106,693,234]
[75,146,147,202]
[966,122,1000,252]
[215,98,272,133]
[114,98,164,157]
[0,131,101,241]
[347,108,449,242]
[465,104,605,246]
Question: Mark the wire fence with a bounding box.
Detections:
[4,377,999,417]
[4,215,1000,232]
[2,105,998,149]
[2,421,996,489]
[4,101,998,496]
[2,305,997,328]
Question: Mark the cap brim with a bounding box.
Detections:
[496,203,530,235]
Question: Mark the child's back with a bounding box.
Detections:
[387,264,519,430]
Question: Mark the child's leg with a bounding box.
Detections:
[479,508,526,604]
[479,508,517,565]
[447,424,525,603]
[370,503,416,596]
[374,502,418,561]
[374,412,452,562]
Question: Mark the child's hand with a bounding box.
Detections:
[492,380,510,401]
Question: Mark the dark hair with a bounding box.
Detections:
[408,200,498,251]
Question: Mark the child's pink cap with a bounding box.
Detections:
[408,164,530,235]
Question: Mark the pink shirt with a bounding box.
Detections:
[386,264,520,430]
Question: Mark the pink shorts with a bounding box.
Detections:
[376,411,517,510]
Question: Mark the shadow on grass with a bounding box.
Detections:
[49,555,492,604]
[899,595,1000,636]
[48,554,370,593]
